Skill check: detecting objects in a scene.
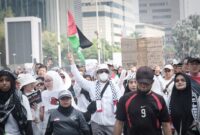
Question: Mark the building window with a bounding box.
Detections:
[152,9,171,13]
[114,24,121,28]
[153,15,171,19]
[139,10,147,13]
[149,2,165,6]
[139,3,147,7]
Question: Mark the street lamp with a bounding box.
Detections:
[12,53,16,65]
[95,0,100,64]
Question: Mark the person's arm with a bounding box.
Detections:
[162,122,172,135]
[113,120,124,135]
[45,115,53,135]
[39,106,44,121]
[67,53,93,91]
[25,120,33,135]
[78,111,90,135]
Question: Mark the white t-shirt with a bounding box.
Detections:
[5,95,32,135]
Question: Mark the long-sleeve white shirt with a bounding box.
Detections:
[71,64,122,126]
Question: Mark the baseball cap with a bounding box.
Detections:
[97,64,109,71]
[136,66,154,84]
[96,64,110,74]
[58,90,72,99]
[164,64,173,70]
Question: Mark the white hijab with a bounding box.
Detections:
[45,70,78,110]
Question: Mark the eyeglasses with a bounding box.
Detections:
[60,97,71,100]
[36,83,44,87]
[97,69,109,74]
[60,75,65,79]
[44,79,52,83]
[164,69,171,72]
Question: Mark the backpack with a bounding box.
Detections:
[125,92,163,128]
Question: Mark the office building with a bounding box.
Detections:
[139,0,200,45]
[81,0,139,45]
[0,0,82,34]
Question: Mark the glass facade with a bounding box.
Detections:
[0,0,46,30]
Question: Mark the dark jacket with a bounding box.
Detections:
[45,106,90,135]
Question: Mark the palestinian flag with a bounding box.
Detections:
[67,11,92,52]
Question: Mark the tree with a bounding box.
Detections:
[42,31,58,64]
[81,38,120,63]
[172,15,200,59]
[0,7,14,67]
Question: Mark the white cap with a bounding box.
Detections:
[18,73,37,89]
[58,90,72,99]
[164,64,173,70]
[96,64,109,71]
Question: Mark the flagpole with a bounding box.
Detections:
[56,0,62,67]
[96,0,101,64]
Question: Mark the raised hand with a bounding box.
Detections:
[67,53,75,65]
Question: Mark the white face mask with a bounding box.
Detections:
[98,72,109,82]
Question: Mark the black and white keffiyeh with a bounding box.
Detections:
[95,80,118,101]
[0,95,15,123]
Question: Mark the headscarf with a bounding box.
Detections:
[60,71,71,90]
[46,70,65,91]
[170,73,193,135]
[123,73,136,94]
[0,70,16,104]
[0,69,28,135]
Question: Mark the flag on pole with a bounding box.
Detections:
[67,11,92,51]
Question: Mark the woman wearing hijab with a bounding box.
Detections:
[169,73,200,135]
[122,73,137,135]
[123,73,137,94]
[45,90,90,135]
[40,70,77,134]
[0,69,33,135]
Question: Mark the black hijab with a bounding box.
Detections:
[0,69,28,135]
[58,104,73,117]
[170,73,193,135]
[0,70,16,104]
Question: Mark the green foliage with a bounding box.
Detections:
[42,31,58,59]
[130,31,142,39]
[0,7,14,66]
[81,38,120,62]
[42,32,121,66]
[172,15,200,59]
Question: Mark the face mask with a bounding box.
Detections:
[137,88,150,96]
[98,73,109,82]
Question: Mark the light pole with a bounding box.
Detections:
[56,0,61,67]
[0,52,2,67]
[95,0,101,64]
[12,53,16,66]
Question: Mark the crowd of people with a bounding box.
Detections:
[0,54,200,135]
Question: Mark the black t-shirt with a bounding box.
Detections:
[116,91,170,135]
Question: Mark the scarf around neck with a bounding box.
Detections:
[0,95,15,123]
[95,80,118,102]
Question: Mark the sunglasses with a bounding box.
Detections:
[164,69,171,72]
[60,96,71,100]
[97,69,109,74]
[37,83,44,86]
[59,73,65,79]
